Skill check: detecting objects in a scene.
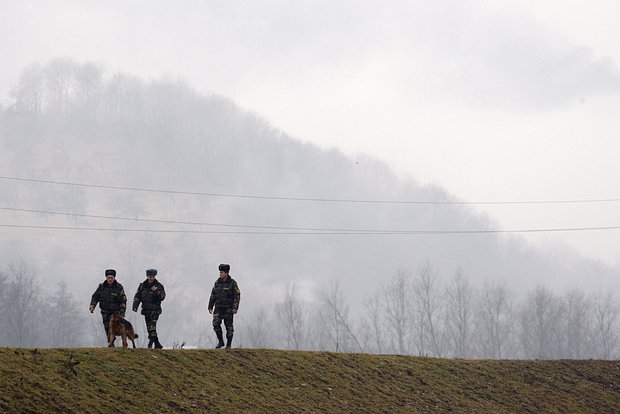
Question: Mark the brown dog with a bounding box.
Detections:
[108,313,139,348]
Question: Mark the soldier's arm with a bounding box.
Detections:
[132,284,142,312]
[119,287,127,316]
[232,280,240,312]
[208,284,216,310]
[89,284,102,311]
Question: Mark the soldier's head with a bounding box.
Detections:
[105,269,116,284]
[218,264,230,279]
[146,269,157,281]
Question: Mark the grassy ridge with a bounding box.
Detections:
[1,348,619,413]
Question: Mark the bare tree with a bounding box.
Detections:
[244,305,272,349]
[591,290,619,359]
[47,281,85,347]
[4,260,42,347]
[45,57,76,113]
[305,304,330,351]
[74,62,103,114]
[276,283,305,350]
[10,63,44,114]
[562,289,591,359]
[384,269,411,354]
[413,260,445,357]
[474,280,513,359]
[101,72,146,124]
[520,285,562,359]
[445,268,473,358]
[319,280,362,353]
[364,294,384,353]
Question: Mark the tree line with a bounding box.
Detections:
[236,260,618,360]
[1,258,617,359]
[0,260,91,347]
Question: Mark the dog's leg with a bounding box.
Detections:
[108,319,115,347]
[121,331,128,348]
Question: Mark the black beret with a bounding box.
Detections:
[146,269,157,276]
[218,264,230,272]
[105,269,116,276]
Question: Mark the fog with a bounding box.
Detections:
[1,1,620,265]
[0,1,619,357]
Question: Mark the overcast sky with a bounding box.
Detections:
[1,0,619,266]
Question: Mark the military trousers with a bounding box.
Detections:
[212,308,234,339]
[101,311,113,340]
[143,310,161,339]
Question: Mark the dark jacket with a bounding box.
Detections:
[90,280,127,314]
[208,276,240,311]
[133,279,166,315]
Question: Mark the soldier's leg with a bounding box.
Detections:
[145,313,159,340]
[212,311,225,348]
[146,312,163,349]
[144,313,157,348]
[101,311,112,345]
[223,309,234,349]
[144,315,152,348]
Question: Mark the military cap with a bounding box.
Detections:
[218,264,230,272]
[105,269,116,277]
[146,269,157,276]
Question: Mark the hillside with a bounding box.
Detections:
[1,348,619,413]
[1,60,619,357]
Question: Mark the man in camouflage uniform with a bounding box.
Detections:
[89,269,127,344]
[208,264,241,349]
[132,269,166,349]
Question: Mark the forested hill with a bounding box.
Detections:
[1,348,619,413]
[0,59,618,356]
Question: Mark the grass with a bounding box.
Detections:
[1,348,619,413]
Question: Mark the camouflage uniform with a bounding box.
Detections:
[208,270,240,349]
[90,279,127,341]
[132,274,166,348]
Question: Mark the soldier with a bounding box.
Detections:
[132,269,166,349]
[208,264,241,349]
[89,269,127,344]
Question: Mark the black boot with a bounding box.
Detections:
[215,332,225,349]
[148,338,154,348]
[225,335,233,349]
[153,337,163,349]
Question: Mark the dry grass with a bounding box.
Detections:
[1,348,619,413]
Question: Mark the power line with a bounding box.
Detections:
[0,206,388,232]
[2,175,619,205]
[1,223,619,235]
[4,206,619,235]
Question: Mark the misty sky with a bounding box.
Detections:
[1,0,619,266]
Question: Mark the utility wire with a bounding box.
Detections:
[2,175,620,205]
[0,206,387,233]
[1,223,619,235]
[4,206,619,234]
